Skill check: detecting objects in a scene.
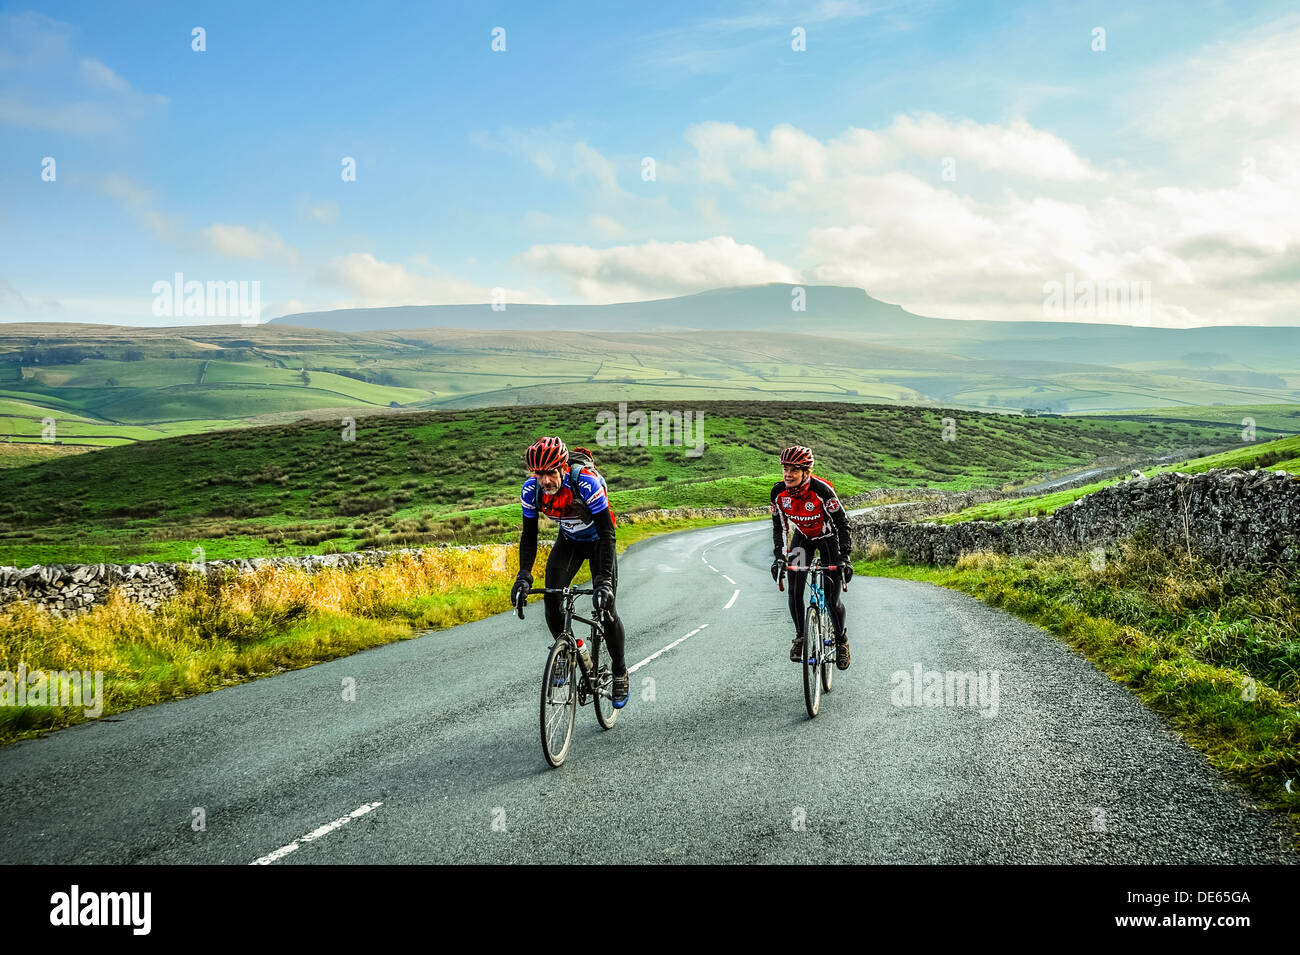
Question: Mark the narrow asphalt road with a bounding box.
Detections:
[0,519,1291,864]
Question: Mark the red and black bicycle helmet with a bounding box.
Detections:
[780,445,814,469]
[526,436,569,472]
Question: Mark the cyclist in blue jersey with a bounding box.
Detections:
[511,436,629,708]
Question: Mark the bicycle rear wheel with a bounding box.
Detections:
[540,639,577,767]
[591,629,618,730]
[803,605,821,718]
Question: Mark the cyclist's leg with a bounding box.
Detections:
[786,531,810,639]
[603,550,627,674]
[543,534,584,638]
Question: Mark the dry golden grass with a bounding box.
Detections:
[0,542,551,741]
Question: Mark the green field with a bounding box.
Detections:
[2,323,1298,453]
[0,399,1247,566]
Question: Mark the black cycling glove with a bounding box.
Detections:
[511,573,532,608]
[770,557,786,583]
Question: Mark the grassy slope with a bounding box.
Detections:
[0,399,1242,565]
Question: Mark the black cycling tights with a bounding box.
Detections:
[785,532,847,641]
[544,535,627,674]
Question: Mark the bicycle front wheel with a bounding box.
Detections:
[540,639,578,767]
[803,606,821,718]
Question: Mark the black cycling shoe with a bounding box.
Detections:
[835,634,850,670]
[790,636,804,663]
[611,670,630,709]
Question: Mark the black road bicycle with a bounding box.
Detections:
[515,586,618,767]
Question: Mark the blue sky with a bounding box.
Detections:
[2,0,1298,326]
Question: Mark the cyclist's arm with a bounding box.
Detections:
[518,512,539,579]
[816,481,852,561]
[591,506,616,586]
[831,505,851,564]
[576,471,616,587]
[770,483,786,559]
[518,479,540,578]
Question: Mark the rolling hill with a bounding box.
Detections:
[0,399,1257,566]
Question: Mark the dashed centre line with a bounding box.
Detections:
[628,624,710,674]
[251,801,383,865]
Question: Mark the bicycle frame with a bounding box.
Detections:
[806,558,828,618]
[519,585,611,701]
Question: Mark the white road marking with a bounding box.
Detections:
[628,624,709,674]
[722,574,735,585]
[708,564,719,573]
[724,589,739,609]
[250,801,383,865]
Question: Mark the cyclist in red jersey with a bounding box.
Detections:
[770,445,853,669]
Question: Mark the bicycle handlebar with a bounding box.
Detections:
[514,586,595,620]
[778,562,849,592]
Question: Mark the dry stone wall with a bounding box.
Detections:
[850,469,1300,568]
[0,546,496,617]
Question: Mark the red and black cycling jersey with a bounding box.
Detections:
[771,474,852,559]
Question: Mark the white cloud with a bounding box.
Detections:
[80,57,129,92]
[669,25,1300,327]
[98,173,178,240]
[1139,16,1300,145]
[571,142,623,197]
[588,214,625,238]
[0,95,119,134]
[295,195,339,226]
[684,115,1098,189]
[315,252,548,307]
[523,210,556,231]
[202,224,300,264]
[517,235,801,303]
[887,114,1100,181]
[0,279,63,319]
[479,127,628,199]
[0,12,166,135]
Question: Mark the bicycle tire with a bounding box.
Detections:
[591,627,618,730]
[822,618,835,693]
[540,639,577,767]
[803,605,821,718]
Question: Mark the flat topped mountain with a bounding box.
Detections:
[271,283,1300,366]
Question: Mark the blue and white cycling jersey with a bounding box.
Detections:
[520,468,610,542]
